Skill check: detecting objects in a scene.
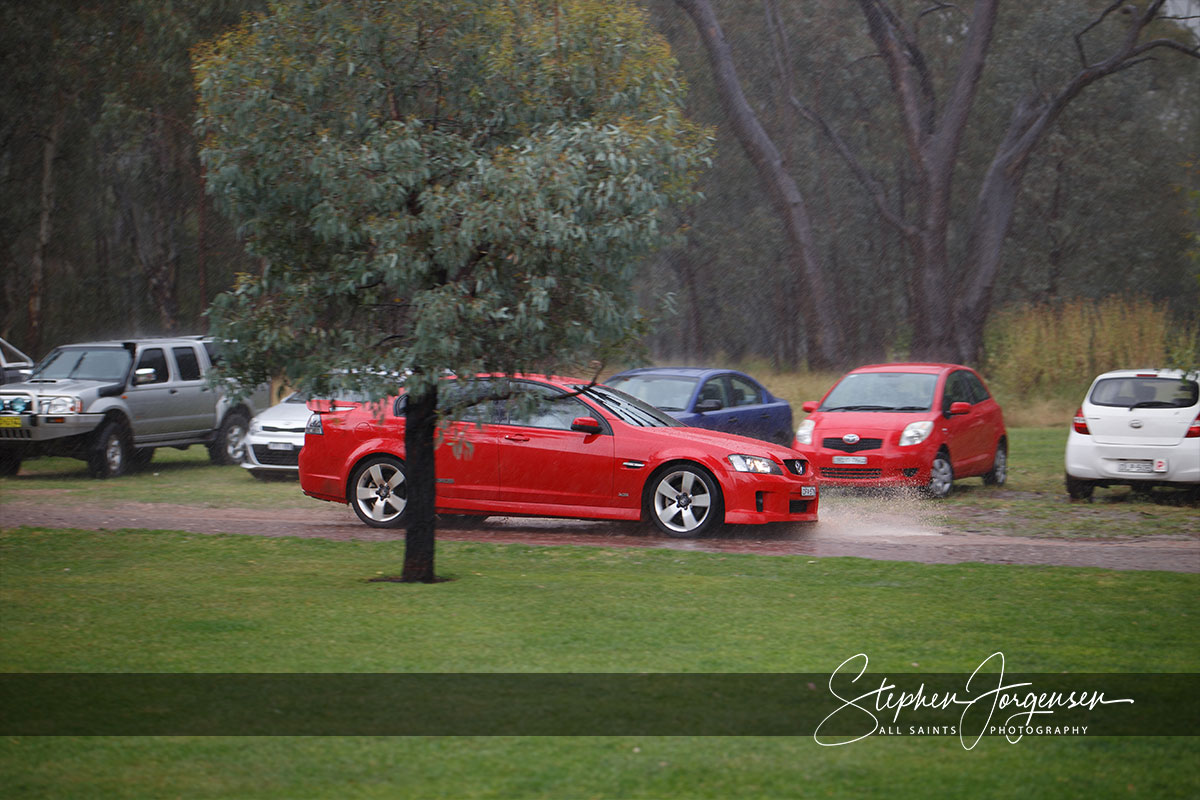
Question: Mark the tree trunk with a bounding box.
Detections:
[28,108,66,353]
[676,0,847,370]
[401,383,439,583]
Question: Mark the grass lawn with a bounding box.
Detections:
[0,528,1196,798]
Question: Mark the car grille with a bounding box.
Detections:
[251,445,300,467]
[822,437,883,453]
[820,467,883,479]
[0,428,32,440]
[789,500,811,514]
[782,459,808,475]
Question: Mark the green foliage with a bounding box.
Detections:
[195,0,711,398]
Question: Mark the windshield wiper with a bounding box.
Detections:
[821,404,895,412]
[1129,401,1173,410]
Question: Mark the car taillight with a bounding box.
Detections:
[1072,407,1089,435]
[1187,414,1200,439]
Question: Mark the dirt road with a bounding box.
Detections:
[3,497,1197,572]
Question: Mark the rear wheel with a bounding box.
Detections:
[209,410,249,465]
[350,456,409,528]
[1065,474,1095,501]
[982,441,1007,486]
[647,464,723,538]
[88,420,130,479]
[924,451,954,498]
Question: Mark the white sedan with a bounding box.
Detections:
[1065,369,1200,499]
[242,392,312,479]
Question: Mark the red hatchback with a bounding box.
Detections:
[299,375,819,537]
[792,363,1007,497]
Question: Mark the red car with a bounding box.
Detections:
[792,363,1007,498]
[299,375,818,537]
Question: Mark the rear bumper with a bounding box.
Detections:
[1065,432,1200,485]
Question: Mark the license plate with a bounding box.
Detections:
[800,486,817,497]
[832,455,867,465]
[267,442,293,451]
[0,416,21,428]
[1117,461,1155,474]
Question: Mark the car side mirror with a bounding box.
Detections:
[133,367,157,385]
[570,416,603,435]
[802,401,819,413]
[696,398,723,413]
[947,401,971,417]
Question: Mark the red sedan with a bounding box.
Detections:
[299,375,818,537]
[792,363,1007,498]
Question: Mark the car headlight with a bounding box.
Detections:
[40,396,83,414]
[795,418,815,445]
[3,396,31,413]
[728,454,782,474]
[899,420,934,446]
[249,420,263,435]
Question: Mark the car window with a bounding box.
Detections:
[33,347,132,381]
[604,374,696,412]
[1090,377,1199,409]
[584,385,683,427]
[697,378,727,408]
[821,372,937,412]
[727,375,762,407]
[135,348,170,384]
[962,371,990,403]
[503,383,590,430]
[172,347,202,382]
[943,371,972,409]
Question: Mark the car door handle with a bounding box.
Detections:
[504,434,530,442]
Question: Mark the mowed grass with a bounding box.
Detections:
[0,528,1197,799]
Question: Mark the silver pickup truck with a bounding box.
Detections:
[0,336,267,478]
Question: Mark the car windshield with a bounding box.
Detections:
[584,384,684,427]
[32,347,132,382]
[604,374,697,412]
[821,371,937,412]
[1089,376,1199,409]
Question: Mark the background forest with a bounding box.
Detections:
[2,0,1198,369]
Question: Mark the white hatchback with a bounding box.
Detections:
[1065,369,1200,499]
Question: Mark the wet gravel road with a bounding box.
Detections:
[3,498,1197,572]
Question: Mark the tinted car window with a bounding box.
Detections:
[943,372,973,409]
[503,383,590,430]
[727,375,761,407]
[697,379,726,408]
[135,348,170,384]
[962,371,990,403]
[172,347,202,381]
[1090,377,1199,409]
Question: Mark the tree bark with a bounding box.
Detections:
[401,382,439,583]
[676,0,847,370]
[28,107,66,354]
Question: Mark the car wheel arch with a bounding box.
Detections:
[640,459,726,530]
[344,449,407,502]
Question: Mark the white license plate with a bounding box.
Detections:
[800,486,817,497]
[832,455,868,465]
[1117,460,1161,474]
[267,442,294,451]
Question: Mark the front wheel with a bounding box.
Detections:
[350,456,409,528]
[209,410,249,465]
[647,464,723,538]
[88,420,130,479]
[924,451,954,498]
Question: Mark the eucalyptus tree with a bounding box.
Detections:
[195,0,710,581]
[676,0,1199,365]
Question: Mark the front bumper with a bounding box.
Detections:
[242,431,304,474]
[798,443,935,488]
[0,413,105,444]
[721,470,819,524]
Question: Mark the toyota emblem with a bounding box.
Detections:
[842,433,861,444]
[1129,420,1143,429]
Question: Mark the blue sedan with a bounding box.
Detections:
[606,367,794,444]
